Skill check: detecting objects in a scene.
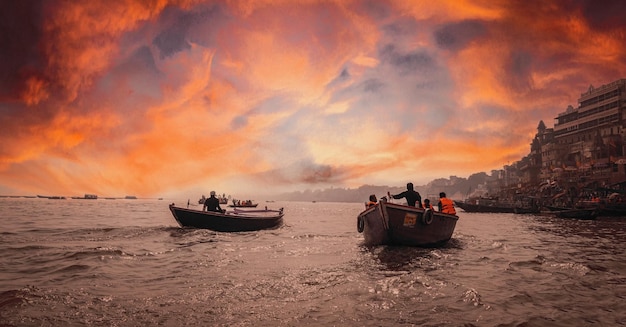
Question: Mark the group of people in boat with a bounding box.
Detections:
[233,199,254,206]
[365,182,456,215]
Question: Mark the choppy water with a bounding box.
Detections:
[0,198,625,326]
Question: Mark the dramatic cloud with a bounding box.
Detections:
[1,0,625,199]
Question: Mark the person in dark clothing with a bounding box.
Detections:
[388,183,422,208]
[204,191,224,213]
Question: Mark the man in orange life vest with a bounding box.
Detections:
[437,192,456,214]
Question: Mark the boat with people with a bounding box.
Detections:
[228,199,258,208]
[169,204,284,232]
[357,200,458,247]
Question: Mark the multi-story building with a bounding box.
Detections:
[529,78,626,189]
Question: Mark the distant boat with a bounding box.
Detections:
[454,199,516,213]
[228,202,259,208]
[169,204,284,232]
[357,201,458,247]
[553,208,598,220]
[71,194,98,200]
[38,195,66,199]
[125,196,137,199]
[228,199,258,208]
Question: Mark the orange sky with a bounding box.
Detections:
[1,0,625,199]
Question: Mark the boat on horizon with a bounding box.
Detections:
[71,194,98,200]
[228,200,258,208]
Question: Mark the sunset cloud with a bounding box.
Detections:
[1,0,625,199]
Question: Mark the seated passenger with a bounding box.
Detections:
[365,194,377,208]
[437,192,456,214]
[423,198,433,210]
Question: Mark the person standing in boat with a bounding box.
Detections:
[204,191,224,213]
[388,183,422,208]
[437,192,456,214]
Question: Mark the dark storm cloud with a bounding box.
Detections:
[152,10,193,59]
[0,1,45,101]
[379,44,436,75]
[504,50,534,91]
[434,19,487,52]
[382,17,420,38]
[128,46,160,74]
[578,0,626,31]
[351,0,393,21]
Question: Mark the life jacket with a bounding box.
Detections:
[440,198,456,214]
[366,201,377,208]
[423,203,433,210]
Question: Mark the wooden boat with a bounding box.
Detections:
[39,195,66,199]
[357,201,458,247]
[169,204,284,232]
[553,208,598,220]
[228,200,259,208]
[38,195,65,199]
[454,200,515,213]
[228,203,259,208]
[544,205,571,211]
[71,194,98,200]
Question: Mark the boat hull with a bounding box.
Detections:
[357,202,458,247]
[169,204,283,232]
[553,208,598,220]
[454,201,516,213]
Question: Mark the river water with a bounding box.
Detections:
[0,198,624,326]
